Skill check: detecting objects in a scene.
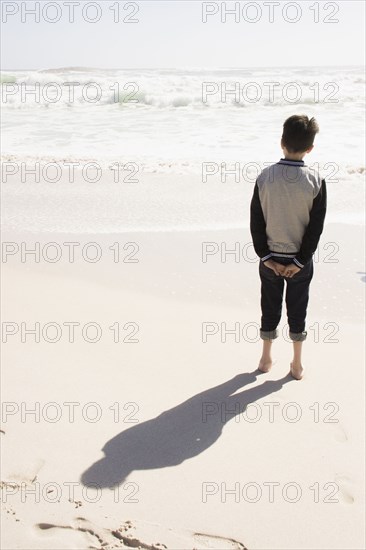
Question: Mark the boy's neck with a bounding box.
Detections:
[281,145,309,162]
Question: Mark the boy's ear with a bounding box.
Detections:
[307,144,314,153]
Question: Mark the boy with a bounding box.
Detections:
[250,115,327,380]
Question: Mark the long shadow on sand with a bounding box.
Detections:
[81,370,293,489]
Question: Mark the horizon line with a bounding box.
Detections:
[1,63,364,71]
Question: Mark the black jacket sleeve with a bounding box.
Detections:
[293,179,327,268]
[250,181,272,262]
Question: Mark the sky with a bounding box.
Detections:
[0,0,365,70]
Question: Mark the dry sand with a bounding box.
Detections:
[1,220,365,549]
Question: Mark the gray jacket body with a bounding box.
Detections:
[250,158,327,268]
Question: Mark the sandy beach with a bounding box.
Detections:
[1,193,365,548]
[1,34,365,546]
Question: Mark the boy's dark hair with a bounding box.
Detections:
[282,115,319,153]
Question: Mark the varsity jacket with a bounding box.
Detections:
[250,158,327,268]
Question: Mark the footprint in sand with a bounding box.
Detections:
[36,517,247,549]
[68,498,83,509]
[3,505,20,522]
[6,458,45,485]
[331,424,348,443]
[334,474,355,504]
[194,532,247,549]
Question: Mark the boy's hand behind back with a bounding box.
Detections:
[263,259,286,276]
[283,263,301,278]
[263,260,301,277]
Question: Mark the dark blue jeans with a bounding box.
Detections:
[259,257,314,342]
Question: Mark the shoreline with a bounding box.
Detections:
[2,223,365,315]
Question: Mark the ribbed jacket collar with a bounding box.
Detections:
[278,158,305,166]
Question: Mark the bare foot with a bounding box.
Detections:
[290,361,304,380]
[258,358,273,373]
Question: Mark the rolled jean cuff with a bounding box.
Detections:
[289,331,307,342]
[260,329,279,341]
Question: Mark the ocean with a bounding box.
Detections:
[1,66,365,233]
